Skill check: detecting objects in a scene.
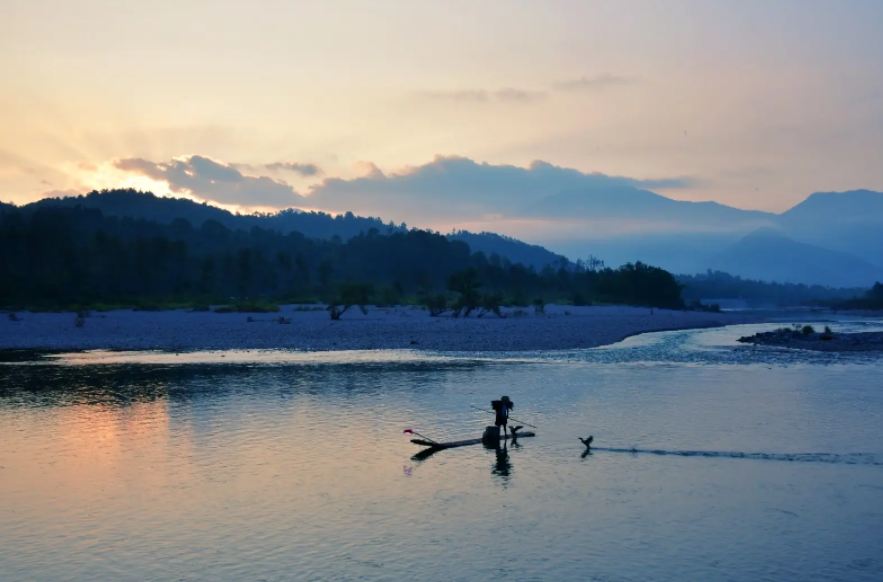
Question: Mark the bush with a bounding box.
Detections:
[327,282,373,320]
[426,294,449,317]
[477,293,504,318]
[801,325,815,336]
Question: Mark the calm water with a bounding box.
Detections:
[2,321,883,582]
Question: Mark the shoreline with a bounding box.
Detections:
[1,304,767,354]
[737,328,883,352]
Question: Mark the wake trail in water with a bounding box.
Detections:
[592,447,883,466]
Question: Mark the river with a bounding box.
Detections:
[2,321,882,581]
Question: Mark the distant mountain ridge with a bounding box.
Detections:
[11,189,566,270]
[9,186,883,287]
[22,189,400,241]
[448,230,568,270]
[526,185,774,226]
[707,228,883,288]
[536,188,883,287]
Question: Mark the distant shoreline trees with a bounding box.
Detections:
[0,204,687,312]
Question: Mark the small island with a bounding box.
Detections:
[738,324,883,352]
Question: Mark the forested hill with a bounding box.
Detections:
[448,230,567,270]
[18,190,565,269]
[0,205,685,310]
[21,189,402,241]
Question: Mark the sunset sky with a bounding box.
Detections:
[2,0,882,231]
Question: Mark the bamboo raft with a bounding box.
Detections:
[410,431,535,449]
[410,430,536,457]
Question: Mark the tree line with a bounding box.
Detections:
[0,205,686,311]
[677,270,865,307]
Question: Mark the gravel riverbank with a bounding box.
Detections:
[2,305,764,353]
[737,327,883,352]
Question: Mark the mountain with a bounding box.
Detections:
[543,232,741,275]
[777,190,883,267]
[448,231,567,270]
[525,185,774,227]
[23,189,400,241]
[780,189,883,227]
[11,189,566,270]
[536,188,883,285]
[706,228,883,288]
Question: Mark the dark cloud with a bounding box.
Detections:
[310,155,698,222]
[188,155,243,182]
[114,156,307,208]
[554,74,632,92]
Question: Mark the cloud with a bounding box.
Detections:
[416,89,490,103]
[353,161,385,178]
[633,176,699,189]
[415,88,544,104]
[114,155,307,208]
[554,74,632,92]
[310,155,698,223]
[233,161,323,177]
[264,162,323,176]
[495,88,547,103]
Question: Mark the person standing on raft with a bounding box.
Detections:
[492,396,514,436]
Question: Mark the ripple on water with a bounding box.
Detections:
[1,322,882,582]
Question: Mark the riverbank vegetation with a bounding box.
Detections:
[0,205,686,312]
[678,270,865,307]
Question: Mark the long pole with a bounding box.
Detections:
[405,430,438,444]
[470,404,539,429]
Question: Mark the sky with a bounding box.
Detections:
[2,0,882,235]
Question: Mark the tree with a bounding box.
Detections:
[327,282,373,320]
[427,294,449,317]
[448,268,482,317]
[477,292,504,318]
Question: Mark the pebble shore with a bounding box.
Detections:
[1,304,764,353]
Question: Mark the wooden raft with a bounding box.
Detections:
[411,431,536,450]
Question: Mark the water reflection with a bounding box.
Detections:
[2,326,883,582]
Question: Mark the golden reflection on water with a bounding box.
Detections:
[3,333,883,582]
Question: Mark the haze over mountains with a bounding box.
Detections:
[3,166,882,287]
